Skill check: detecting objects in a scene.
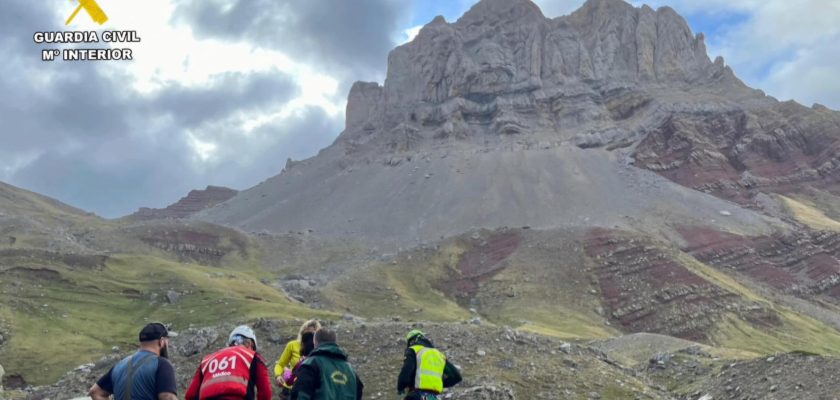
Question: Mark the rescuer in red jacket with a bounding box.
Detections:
[185,325,273,400]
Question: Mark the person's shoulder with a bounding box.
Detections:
[254,352,269,364]
[155,356,175,373]
[301,354,321,365]
[157,356,174,367]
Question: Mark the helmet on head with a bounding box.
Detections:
[229,325,258,350]
[406,329,425,344]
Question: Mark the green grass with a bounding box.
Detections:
[323,246,471,321]
[780,195,840,232]
[713,310,840,356]
[0,254,327,385]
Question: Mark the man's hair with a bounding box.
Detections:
[314,328,337,344]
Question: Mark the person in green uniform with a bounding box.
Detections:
[290,328,363,400]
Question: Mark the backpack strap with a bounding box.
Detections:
[124,352,157,400]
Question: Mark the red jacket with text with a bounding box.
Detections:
[185,345,272,400]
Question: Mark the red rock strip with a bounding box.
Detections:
[678,227,840,300]
[634,109,840,207]
[584,229,778,342]
[439,232,521,298]
[131,186,238,220]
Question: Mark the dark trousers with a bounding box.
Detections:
[404,391,438,400]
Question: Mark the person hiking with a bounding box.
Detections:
[89,322,178,400]
[185,325,272,400]
[290,328,363,400]
[397,330,462,400]
[281,331,315,388]
[276,319,321,399]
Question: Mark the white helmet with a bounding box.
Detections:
[229,325,258,350]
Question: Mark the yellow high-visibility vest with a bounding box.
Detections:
[410,345,446,393]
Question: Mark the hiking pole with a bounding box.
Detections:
[66,0,109,25]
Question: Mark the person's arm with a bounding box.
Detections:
[275,341,295,381]
[89,383,111,400]
[289,363,319,400]
[90,367,114,400]
[355,372,364,400]
[155,358,179,400]
[184,364,204,400]
[254,356,274,400]
[397,348,416,394]
[442,359,462,388]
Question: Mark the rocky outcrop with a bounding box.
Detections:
[178,328,219,357]
[339,0,736,154]
[692,353,840,400]
[679,227,840,302]
[438,231,521,299]
[0,249,107,270]
[130,186,237,220]
[585,229,781,341]
[634,103,840,207]
[196,0,836,245]
[134,224,249,265]
[448,386,516,400]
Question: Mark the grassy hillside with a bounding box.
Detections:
[780,195,840,231]
[0,252,328,385]
[2,181,840,391]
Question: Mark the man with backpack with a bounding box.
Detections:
[397,330,462,400]
[290,328,363,400]
[88,322,178,400]
[185,325,272,400]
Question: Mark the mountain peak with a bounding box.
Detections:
[198,0,840,256]
[458,0,544,25]
[345,0,724,153]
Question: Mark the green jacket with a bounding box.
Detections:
[290,342,363,400]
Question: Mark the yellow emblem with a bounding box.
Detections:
[330,371,348,385]
[66,0,109,26]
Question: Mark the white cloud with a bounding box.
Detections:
[532,0,586,18]
[402,24,423,44]
[703,0,840,108]
[82,0,350,169]
[624,0,840,109]
[187,132,217,162]
[88,0,343,119]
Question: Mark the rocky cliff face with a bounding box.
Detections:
[339,0,839,212]
[340,0,738,153]
[196,0,838,246]
[129,186,237,220]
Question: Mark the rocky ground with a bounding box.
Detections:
[684,353,840,400]
[5,319,840,400]
[12,319,663,400]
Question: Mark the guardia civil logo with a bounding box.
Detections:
[65,0,109,26]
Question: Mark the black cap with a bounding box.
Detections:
[139,323,169,342]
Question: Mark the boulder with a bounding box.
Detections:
[447,386,515,400]
[179,328,219,357]
[166,290,181,304]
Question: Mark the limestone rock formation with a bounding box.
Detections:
[341,0,733,152]
[195,0,838,247]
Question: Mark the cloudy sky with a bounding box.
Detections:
[2,0,839,217]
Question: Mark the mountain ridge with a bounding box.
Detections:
[193,0,803,246]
